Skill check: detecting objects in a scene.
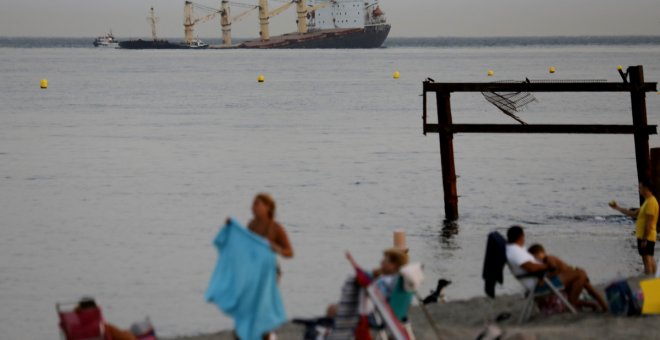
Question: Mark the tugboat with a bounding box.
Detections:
[93,30,119,48]
[186,38,209,49]
[119,6,208,49]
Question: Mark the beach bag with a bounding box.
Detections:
[129,317,157,340]
[605,280,641,316]
[536,293,567,315]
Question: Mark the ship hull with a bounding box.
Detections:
[118,40,208,49]
[236,24,391,49]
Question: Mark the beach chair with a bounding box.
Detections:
[319,273,412,340]
[57,302,109,340]
[481,231,576,323]
[511,271,577,323]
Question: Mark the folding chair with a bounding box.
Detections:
[57,302,110,340]
[512,272,577,323]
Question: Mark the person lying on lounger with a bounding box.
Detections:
[528,244,608,312]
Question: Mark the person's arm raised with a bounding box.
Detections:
[609,201,639,218]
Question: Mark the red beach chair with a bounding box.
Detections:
[57,301,110,340]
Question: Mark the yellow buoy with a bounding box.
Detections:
[549,66,556,74]
[617,65,624,71]
[40,79,48,89]
[257,74,265,83]
[487,70,494,77]
[393,71,400,79]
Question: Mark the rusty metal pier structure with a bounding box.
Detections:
[422,65,658,221]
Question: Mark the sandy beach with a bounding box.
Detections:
[164,276,659,340]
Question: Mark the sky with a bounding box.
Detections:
[0,0,659,38]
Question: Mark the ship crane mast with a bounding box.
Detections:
[147,6,160,41]
[221,0,259,47]
[182,0,333,47]
[184,1,223,44]
[258,0,333,41]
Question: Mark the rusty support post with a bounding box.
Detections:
[651,148,660,196]
[422,89,428,135]
[629,66,651,204]
[437,92,458,220]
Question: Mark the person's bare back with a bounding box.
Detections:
[545,255,574,275]
[528,244,608,312]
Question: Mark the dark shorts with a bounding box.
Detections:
[637,239,655,256]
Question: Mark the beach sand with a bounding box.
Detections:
[164,276,660,340]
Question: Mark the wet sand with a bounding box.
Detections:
[164,276,660,340]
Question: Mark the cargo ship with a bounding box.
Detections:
[119,7,209,49]
[121,0,390,50]
[236,0,390,49]
[185,0,390,49]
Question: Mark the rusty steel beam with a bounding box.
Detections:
[423,81,657,93]
[629,66,652,205]
[436,92,459,221]
[424,124,657,134]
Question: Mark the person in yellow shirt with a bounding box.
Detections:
[610,181,658,275]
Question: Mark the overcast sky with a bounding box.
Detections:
[1,0,659,38]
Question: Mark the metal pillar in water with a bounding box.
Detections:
[436,92,459,221]
[630,66,651,204]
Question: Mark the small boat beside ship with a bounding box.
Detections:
[93,31,119,48]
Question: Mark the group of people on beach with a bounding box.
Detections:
[239,181,659,336]
[243,193,414,339]
[506,180,659,314]
[66,181,657,339]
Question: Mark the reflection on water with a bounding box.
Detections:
[441,219,460,243]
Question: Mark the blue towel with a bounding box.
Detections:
[205,219,287,340]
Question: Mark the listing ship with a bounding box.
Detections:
[93,31,119,48]
[236,0,390,49]
[119,7,209,49]
[121,0,390,50]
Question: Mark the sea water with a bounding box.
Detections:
[0,42,659,339]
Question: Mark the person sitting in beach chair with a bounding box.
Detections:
[304,248,416,340]
[346,249,414,321]
[528,244,608,312]
[57,297,157,340]
[505,226,580,321]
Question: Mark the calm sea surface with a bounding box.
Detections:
[1,41,659,339]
